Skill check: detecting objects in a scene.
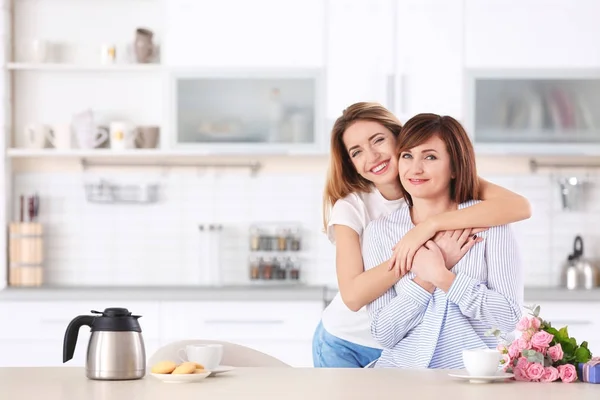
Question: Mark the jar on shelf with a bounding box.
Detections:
[277,228,288,251]
[249,256,260,280]
[250,226,261,251]
[274,256,287,280]
[261,256,274,280]
[287,256,301,281]
[287,227,301,251]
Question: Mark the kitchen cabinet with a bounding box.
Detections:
[163,0,325,68]
[394,0,464,122]
[465,0,600,69]
[0,299,323,368]
[324,0,395,121]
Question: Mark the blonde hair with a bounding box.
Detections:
[322,102,402,231]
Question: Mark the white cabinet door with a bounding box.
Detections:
[395,0,465,122]
[325,0,395,121]
[164,0,325,68]
[465,0,600,68]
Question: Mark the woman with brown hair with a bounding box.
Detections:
[313,103,529,368]
[364,113,523,368]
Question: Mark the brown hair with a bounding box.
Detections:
[396,113,480,206]
[322,102,402,231]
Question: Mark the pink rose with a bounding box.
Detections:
[558,364,578,383]
[526,362,545,381]
[541,366,560,382]
[533,345,547,355]
[497,343,508,354]
[516,356,529,369]
[508,342,521,358]
[515,338,532,351]
[521,329,534,341]
[531,331,554,349]
[547,344,564,362]
[513,366,530,381]
[530,317,541,330]
[516,316,531,332]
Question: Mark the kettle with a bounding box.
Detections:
[560,236,600,290]
[63,307,146,380]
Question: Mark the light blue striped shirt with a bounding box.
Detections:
[364,200,524,369]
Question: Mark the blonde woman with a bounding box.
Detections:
[313,102,530,368]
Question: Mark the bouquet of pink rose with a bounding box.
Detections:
[489,304,593,383]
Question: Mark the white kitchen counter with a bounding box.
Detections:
[0,367,598,399]
[0,284,328,302]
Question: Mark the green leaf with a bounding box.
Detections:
[533,305,540,317]
[581,341,589,349]
[575,346,592,363]
[545,327,560,338]
[562,341,576,356]
[558,326,569,340]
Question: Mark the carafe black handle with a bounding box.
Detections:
[573,235,584,258]
[63,315,95,363]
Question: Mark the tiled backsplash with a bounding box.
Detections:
[12,167,600,288]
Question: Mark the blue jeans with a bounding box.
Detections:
[312,321,382,368]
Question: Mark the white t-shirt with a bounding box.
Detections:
[321,188,404,348]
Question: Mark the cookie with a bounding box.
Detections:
[151,360,177,374]
[194,363,205,370]
[172,362,197,375]
[194,369,206,374]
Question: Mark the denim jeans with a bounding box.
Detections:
[312,320,382,368]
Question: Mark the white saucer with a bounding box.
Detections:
[448,371,514,384]
[209,365,235,376]
[151,370,211,383]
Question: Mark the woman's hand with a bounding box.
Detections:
[409,240,447,284]
[388,220,436,278]
[433,229,484,269]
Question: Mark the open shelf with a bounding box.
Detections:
[7,63,165,72]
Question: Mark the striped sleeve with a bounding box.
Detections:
[363,222,432,349]
[446,224,524,333]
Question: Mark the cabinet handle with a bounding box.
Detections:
[204,319,284,325]
[386,74,396,113]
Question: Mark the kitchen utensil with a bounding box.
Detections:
[46,124,73,149]
[109,121,137,150]
[23,124,49,149]
[8,222,43,287]
[560,236,599,290]
[558,176,587,211]
[462,349,501,376]
[63,307,146,380]
[178,344,223,370]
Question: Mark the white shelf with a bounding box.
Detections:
[6,63,165,72]
[6,148,328,158]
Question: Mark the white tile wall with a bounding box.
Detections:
[12,167,600,288]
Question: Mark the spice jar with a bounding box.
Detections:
[261,256,273,280]
[277,228,288,251]
[249,256,260,280]
[250,226,261,251]
[275,256,287,280]
[288,256,301,281]
[287,227,301,251]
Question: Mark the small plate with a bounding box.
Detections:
[209,365,235,376]
[448,371,514,384]
[151,370,211,383]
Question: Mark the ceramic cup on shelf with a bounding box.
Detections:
[462,349,501,376]
[134,126,160,148]
[109,122,137,150]
[23,124,49,149]
[178,344,223,370]
[46,124,73,149]
[134,28,154,63]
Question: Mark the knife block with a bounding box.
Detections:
[8,222,44,287]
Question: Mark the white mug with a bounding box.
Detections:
[46,124,72,149]
[462,349,501,376]
[178,344,223,370]
[23,124,49,149]
[109,122,137,150]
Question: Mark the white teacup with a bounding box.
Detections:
[178,344,223,370]
[462,349,501,376]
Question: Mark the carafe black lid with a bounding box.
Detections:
[90,307,142,332]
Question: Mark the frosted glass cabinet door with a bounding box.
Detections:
[163,0,325,68]
[465,0,600,68]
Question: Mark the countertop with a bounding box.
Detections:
[1,285,600,303]
[0,285,328,302]
[0,367,598,399]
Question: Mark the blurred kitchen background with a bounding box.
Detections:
[2,0,600,369]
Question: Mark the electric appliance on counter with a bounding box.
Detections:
[63,307,146,380]
[560,236,600,290]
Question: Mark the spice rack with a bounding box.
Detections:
[248,223,303,283]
